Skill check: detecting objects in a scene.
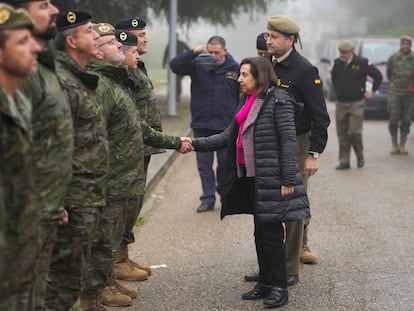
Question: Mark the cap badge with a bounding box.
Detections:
[67,11,76,24]
[0,6,11,25]
[98,23,110,33]
[119,31,127,41]
[131,19,138,27]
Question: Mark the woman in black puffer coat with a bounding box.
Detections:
[192,57,309,309]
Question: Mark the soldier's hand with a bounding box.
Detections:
[179,137,194,154]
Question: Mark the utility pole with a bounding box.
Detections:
[166,0,178,116]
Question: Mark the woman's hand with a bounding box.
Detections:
[281,185,294,198]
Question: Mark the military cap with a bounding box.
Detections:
[93,22,115,36]
[115,30,137,46]
[400,35,412,43]
[1,0,43,4]
[115,17,146,30]
[256,32,267,50]
[0,3,34,30]
[338,39,355,52]
[267,15,300,35]
[56,11,92,31]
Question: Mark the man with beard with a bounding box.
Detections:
[3,1,74,309]
[0,3,41,310]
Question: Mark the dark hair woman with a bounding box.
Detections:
[191,56,309,308]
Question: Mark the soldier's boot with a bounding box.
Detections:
[300,226,318,264]
[122,243,152,276]
[114,279,138,299]
[79,294,109,311]
[113,244,148,281]
[390,135,399,154]
[98,286,132,307]
[399,136,408,155]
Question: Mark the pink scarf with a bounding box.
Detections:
[235,93,256,165]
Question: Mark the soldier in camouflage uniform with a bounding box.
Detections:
[0,4,41,310]
[43,11,110,311]
[4,1,75,309]
[82,25,191,308]
[387,35,414,155]
[115,17,165,278]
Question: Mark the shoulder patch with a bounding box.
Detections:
[225,72,238,80]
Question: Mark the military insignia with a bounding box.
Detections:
[67,11,76,24]
[98,23,110,33]
[0,6,11,25]
[314,79,321,85]
[277,79,290,89]
[119,31,127,41]
[225,72,238,80]
[131,19,138,27]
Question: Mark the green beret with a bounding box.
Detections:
[400,35,412,43]
[115,30,137,46]
[338,39,355,52]
[93,22,115,36]
[267,15,300,35]
[115,17,146,31]
[0,3,34,30]
[56,11,92,31]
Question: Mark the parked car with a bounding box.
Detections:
[317,37,400,119]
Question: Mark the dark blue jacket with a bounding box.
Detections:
[170,49,240,131]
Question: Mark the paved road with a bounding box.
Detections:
[113,103,414,311]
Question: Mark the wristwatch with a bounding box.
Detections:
[308,151,320,159]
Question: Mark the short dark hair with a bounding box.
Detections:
[55,27,77,51]
[207,35,226,47]
[240,57,277,98]
[0,30,10,48]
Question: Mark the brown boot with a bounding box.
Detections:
[99,286,132,307]
[390,135,399,154]
[113,262,148,281]
[127,258,152,276]
[119,243,152,276]
[300,226,318,264]
[114,279,138,299]
[399,136,408,155]
[80,294,109,311]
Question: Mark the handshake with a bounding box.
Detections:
[179,137,194,154]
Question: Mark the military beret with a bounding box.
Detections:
[267,15,300,35]
[338,39,355,52]
[0,3,34,30]
[1,0,44,4]
[115,30,137,46]
[115,17,146,31]
[93,22,115,36]
[56,11,92,31]
[256,32,267,50]
[400,35,412,43]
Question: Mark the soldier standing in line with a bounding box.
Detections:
[43,11,110,311]
[4,1,75,309]
[387,35,414,155]
[0,4,41,309]
[113,17,163,281]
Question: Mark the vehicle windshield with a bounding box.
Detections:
[360,41,400,64]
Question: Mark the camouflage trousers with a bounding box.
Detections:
[388,92,414,137]
[44,206,101,310]
[82,199,127,295]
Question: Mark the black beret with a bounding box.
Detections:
[1,0,44,4]
[256,32,267,50]
[115,17,146,30]
[115,30,137,46]
[0,3,34,30]
[56,11,92,31]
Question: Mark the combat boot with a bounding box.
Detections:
[99,285,132,307]
[399,136,408,155]
[79,294,109,311]
[113,244,148,281]
[390,135,399,154]
[114,279,138,299]
[119,243,152,275]
[300,226,318,264]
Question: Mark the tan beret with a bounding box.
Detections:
[338,39,355,52]
[0,3,34,30]
[267,15,300,34]
[93,22,115,36]
[400,35,412,42]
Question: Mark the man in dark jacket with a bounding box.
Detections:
[244,15,330,285]
[331,39,382,169]
[170,35,240,213]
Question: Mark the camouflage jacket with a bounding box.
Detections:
[129,61,164,156]
[386,50,414,95]
[55,52,109,209]
[0,88,40,295]
[19,42,74,222]
[88,61,145,198]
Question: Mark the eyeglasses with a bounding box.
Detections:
[97,38,118,48]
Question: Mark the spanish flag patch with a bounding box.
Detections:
[314,79,321,85]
